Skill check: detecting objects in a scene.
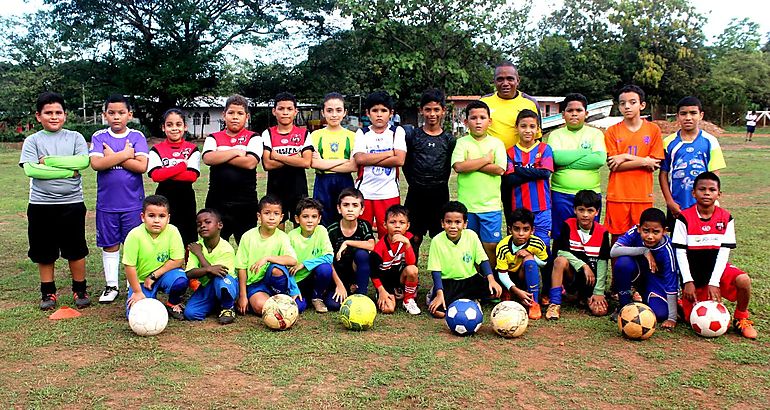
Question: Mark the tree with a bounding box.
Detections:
[713,18,762,56]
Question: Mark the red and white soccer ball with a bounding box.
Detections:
[689,300,731,338]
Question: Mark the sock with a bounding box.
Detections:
[523,260,540,303]
[734,309,750,320]
[404,280,418,302]
[102,250,121,288]
[168,277,189,305]
[549,286,563,305]
[41,281,56,297]
[72,279,87,294]
[353,249,370,295]
[220,288,234,310]
[613,256,635,307]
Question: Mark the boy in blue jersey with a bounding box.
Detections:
[610,208,678,328]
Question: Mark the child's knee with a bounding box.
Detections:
[554,256,568,269]
[271,267,284,277]
[183,307,205,321]
[735,274,751,290]
[404,265,418,281]
[315,263,333,280]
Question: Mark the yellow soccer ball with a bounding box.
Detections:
[339,294,376,331]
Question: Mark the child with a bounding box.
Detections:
[603,85,664,239]
[369,205,420,315]
[123,195,188,319]
[547,93,607,243]
[147,108,201,245]
[202,94,261,243]
[89,94,149,304]
[547,190,611,320]
[403,89,456,258]
[745,110,757,142]
[327,187,375,297]
[610,208,678,328]
[426,201,503,318]
[288,198,347,313]
[451,100,507,264]
[673,172,757,339]
[235,195,300,315]
[310,92,357,226]
[352,91,406,237]
[20,92,91,310]
[183,209,238,324]
[495,208,549,320]
[659,96,725,230]
[504,109,554,248]
[262,92,314,230]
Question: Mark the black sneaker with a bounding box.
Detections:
[609,308,619,323]
[73,291,91,309]
[40,293,58,311]
[218,308,236,325]
[166,302,185,320]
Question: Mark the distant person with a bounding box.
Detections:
[745,110,758,142]
[392,112,401,127]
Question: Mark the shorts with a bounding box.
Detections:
[96,209,142,248]
[604,201,652,235]
[361,197,400,237]
[156,185,197,245]
[467,211,503,243]
[313,173,354,226]
[405,185,449,238]
[27,202,89,264]
[681,264,746,321]
[183,275,239,320]
[559,264,596,300]
[374,265,404,294]
[125,268,188,316]
[204,196,258,243]
[245,264,293,299]
[747,125,756,133]
[532,209,552,249]
[551,191,602,242]
[429,275,489,308]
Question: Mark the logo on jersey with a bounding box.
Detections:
[156,251,170,263]
[330,142,339,152]
[716,222,724,231]
[702,226,711,232]
[686,147,695,153]
[428,142,436,147]
[643,136,651,144]
[462,253,472,263]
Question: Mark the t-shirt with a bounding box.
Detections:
[262,125,314,197]
[352,125,407,200]
[186,238,236,288]
[672,206,736,288]
[547,125,607,194]
[506,141,554,212]
[311,127,356,174]
[479,91,541,149]
[148,139,201,193]
[615,226,678,292]
[403,127,456,189]
[202,128,262,203]
[746,113,758,127]
[327,220,375,262]
[554,219,611,273]
[235,226,296,285]
[495,234,548,273]
[661,131,726,210]
[370,234,417,272]
[288,225,334,283]
[604,120,664,203]
[19,129,89,204]
[89,128,149,212]
[451,134,507,213]
[122,224,185,281]
[427,230,488,280]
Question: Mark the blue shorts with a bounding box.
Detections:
[125,268,188,316]
[96,209,142,248]
[313,173,354,226]
[245,264,296,299]
[183,275,239,320]
[467,211,503,243]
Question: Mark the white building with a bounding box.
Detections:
[182,96,228,139]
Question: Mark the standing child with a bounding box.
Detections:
[147,109,201,246]
[262,92,314,230]
[352,91,406,237]
[403,89,456,257]
[328,188,375,297]
[89,94,149,304]
[202,94,261,243]
[310,92,357,226]
[20,92,91,310]
[745,110,757,142]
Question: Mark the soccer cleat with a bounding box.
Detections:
[166,302,185,320]
[73,291,91,309]
[403,298,421,315]
[610,308,620,323]
[528,302,542,320]
[734,318,758,339]
[98,286,119,304]
[218,308,236,325]
[546,304,561,320]
[40,294,58,311]
[311,298,328,313]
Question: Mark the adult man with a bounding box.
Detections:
[480,62,541,150]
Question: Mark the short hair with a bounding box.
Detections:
[385,204,409,222]
[515,109,539,126]
[559,93,588,111]
[639,208,666,227]
[420,89,446,108]
[337,187,364,205]
[225,94,249,111]
[442,201,468,221]
[274,92,297,108]
[364,91,394,111]
[36,92,66,113]
[162,108,185,122]
[617,85,646,103]
[196,208,222,222]
[465,100,490,117]
[694,171,721,190]
[323,92,345,107]
[509,207,535,227]
[573,190,602,210]
[295,197,323,217]
[495,61,518,71]
[258,194,283,212]
[143,194,170,212]
[104,94,132,111]
[676,96,703,112]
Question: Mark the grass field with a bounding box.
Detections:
[0,136,768,409]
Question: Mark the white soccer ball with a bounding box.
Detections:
[128,298,169,336]
[491,301,529,338]
[689,300,731,338]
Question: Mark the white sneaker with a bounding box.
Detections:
[98,286,119,304]
[403,298,421,315]
[311,298,328,313]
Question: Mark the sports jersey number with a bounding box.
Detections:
[627,145,638,156]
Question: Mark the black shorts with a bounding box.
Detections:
[204,196,258,243]
[156,185,197,245]
[747,125,756,133]
[405,185,449,238]
[439,275,490,307]
[562,266,595,300]
[27,202,89,264]
[665,209,677,233]
[375,265,404,293]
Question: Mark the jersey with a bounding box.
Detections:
[89,128,149,212]
[122,224,185,281]
[148,139,201,191]
[672,206,736,288]
[202,128,262,203]
[235,227,297,285]
[311,127,355,174]
[262,125,314,196]
[506,141,554,212]
[480,91,541,149]
[403,127,456,189]
[615,225,678,292]
[427,230,488,280]
[186,238,236,288]
[328,220,375,257]
[370,234,417,272]
[547,125,607,194]
[352,125,407,200]
[604,120,664,203]
[19,129,89,204]
[495,234,548,273]
[661,131,726,210]
[746,113,758,127]
[287,225,334,283]
[451,134,507,213]
[554,218,611,273]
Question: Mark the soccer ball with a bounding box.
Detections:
[689,300,731,338]
[262,294,299,331]
[339,294,377,331]
[128,298,168,336]
[617,302,656,340]
[491,301,528,338]
[445,299,483,336]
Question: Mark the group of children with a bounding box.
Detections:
[20,85,757,339]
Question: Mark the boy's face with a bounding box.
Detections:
[441,211,467,241]
[295,208,321,233]
[36,103,66,133]
[421,102,445,128]
[677,105,703,132]
[162,112,187,142]
[272,100,298,126]
[618,92,645,120]
[224,104,249,134]
[259,204,283,230]
[196,212,222,240]
[323,98,346,127]
[516,117,538,145]
[142,204,170,235]
[693,179,721,207]
[366,104,392,130]
[510,221,532,246]
[638,221,664,248]
[465,108,491,137]
[337,196,364,221]
[385,213,410,237]
[103,102,133,133]
[574,205,598,230]
[562,101,587,128]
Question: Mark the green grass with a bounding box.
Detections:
[0,136,769,408]
[723,125,770,135]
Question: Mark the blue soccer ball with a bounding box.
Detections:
[445,299,483,336]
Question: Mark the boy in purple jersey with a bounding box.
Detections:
[89,95,149,304]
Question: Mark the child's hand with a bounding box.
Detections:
[644,251,657,273]
[429,291,446,315]
[643,156,660,171]
[485,149,494,164]
[515,249,532,259]
[187,242,203,255]
[488,278,502,298]
[103,142,116,156]
[250,258,269,273]
[333,282,347,304]
[38,156,46,164]
[707,285,721,302]
[661,319,676,330]
[682,282,696,302]
[143,276,155,290]
[127,291,145,308]
[583,265,596,287]
[377,289,394,312]
[391,234,410,246]
[207,264,229,278]
[666,201,681,218]
[336,242,348,261]
[121,140,135,159]
[236,295,248,315]
[293,293,303,302]
[588,295,608,315]
[289,263,304,276]
[512,287,533,307]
